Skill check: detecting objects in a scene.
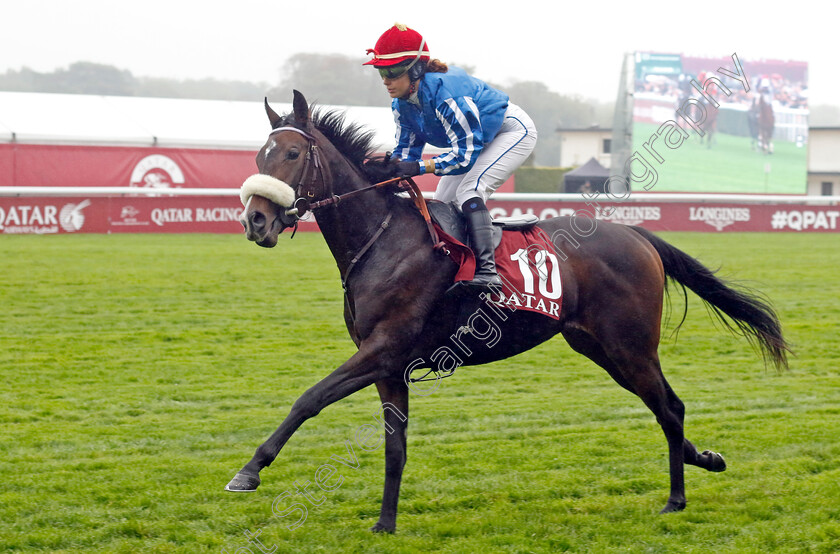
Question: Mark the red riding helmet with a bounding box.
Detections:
[363,23,430,67]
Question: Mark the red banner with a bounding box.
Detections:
[0,144,256,189]
[1,196,837,235]
[485,201,840,233]
[0,144,13,186]
[0,144,513,194]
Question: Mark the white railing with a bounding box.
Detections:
[1,187,839,205]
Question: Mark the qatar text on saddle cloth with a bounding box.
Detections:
[435,225,563,320]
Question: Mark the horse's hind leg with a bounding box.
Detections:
[563,326,723,512]
[610,352,688,512]
[604,346,726,474]
[664,378,726,473]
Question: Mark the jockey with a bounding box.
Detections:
[363,23,537,293]
[758,76,774,105]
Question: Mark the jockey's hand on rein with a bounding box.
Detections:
[362,157,399,182]
[395,160,421,177]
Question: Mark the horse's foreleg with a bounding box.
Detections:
[225,337,398,492]
[370,377,409,534]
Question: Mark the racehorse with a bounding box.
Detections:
[229,91,789,533]
[700,96,719,149]
[757,95,775,154]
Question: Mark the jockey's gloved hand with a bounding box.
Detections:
[395,160,421,177]
[363,156,399,182]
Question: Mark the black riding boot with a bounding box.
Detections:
[462,198,502,292]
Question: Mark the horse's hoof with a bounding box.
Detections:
[659,499,686,514]
[225,472,261,492]
[702,450,727,472]
[370,521,395,534]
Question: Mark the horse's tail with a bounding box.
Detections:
[630,226,790,370]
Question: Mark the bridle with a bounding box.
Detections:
[266,126,328,223]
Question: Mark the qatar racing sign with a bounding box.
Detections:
[0,200,93,234]
[0,197,249,235]
[129,154,186,189]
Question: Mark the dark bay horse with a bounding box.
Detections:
[700,96,718,149]
[229,91,789,533]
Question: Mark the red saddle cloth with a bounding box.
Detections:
[434,224,563,320]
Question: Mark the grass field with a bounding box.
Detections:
[631,122,808,194]
[2,231,839,553]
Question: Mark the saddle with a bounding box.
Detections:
[427,200,539,249]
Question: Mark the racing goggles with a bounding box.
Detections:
[377,63,412,80]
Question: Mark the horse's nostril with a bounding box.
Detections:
[249,211,267,231]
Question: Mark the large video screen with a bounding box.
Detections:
[630,52,808,193]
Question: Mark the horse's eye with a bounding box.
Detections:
[287,150,300,160]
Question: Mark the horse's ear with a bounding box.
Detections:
[264,98,281,128]
[292,90,310,127]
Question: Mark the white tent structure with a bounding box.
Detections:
[0,91,399,150]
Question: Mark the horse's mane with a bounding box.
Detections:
[275,105,413,209]
[275,107,378,171]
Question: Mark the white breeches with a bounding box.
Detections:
[433,102,537,208]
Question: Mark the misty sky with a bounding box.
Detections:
[3,0,834,106]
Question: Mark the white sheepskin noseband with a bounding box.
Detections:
[240,174,296,207]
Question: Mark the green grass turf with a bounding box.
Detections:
[631,122,808,194]
[1,232,838,553]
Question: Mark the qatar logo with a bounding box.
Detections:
[130,154,185,189]
[59,200,91,232]
[121,206,140,219]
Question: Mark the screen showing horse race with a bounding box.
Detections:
[629,52,808,194]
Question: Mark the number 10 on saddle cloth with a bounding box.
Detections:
[444,225,562,320]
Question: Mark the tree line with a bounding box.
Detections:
[0,61,268,102]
